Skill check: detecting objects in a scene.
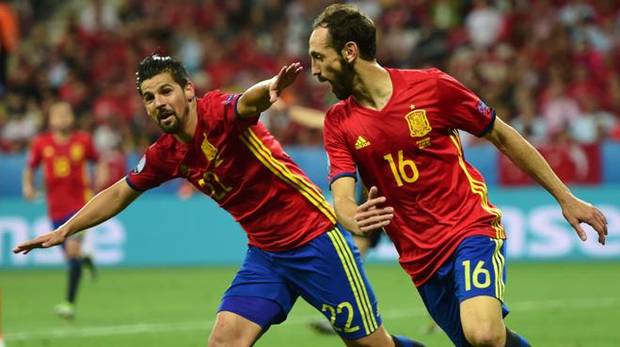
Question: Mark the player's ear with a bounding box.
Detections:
[342,41,357,64]
[185,81,195,101]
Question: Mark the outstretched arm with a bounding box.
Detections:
[484,116,608,244]
[236,62,303,118]
[331,177,393,235]
[13,178,142,254]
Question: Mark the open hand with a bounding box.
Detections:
[269,62,303,103]
[354,186,394,234]
[13,230,66,255]
[561,197,608,245]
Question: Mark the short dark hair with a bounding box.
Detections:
[312,4,376,60]
[135,54,190,95]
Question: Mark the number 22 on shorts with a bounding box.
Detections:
[321,301,360,333]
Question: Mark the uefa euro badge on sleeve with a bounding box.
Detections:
[405,105,432,138]
[477,100,491,116]
[133,155,146,173]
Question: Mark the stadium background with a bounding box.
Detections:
[1,0,619,346]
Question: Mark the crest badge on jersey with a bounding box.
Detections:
[201,133,223,167]
[405,108,432,138]
[70,144,84,161]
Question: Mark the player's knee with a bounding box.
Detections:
[207,312,260,347]
[207,321,239,347]
[343,326,392,347]
[64,239,82,258]
[343,338,379,347]
[344,338,377,347]
[207,329,249,347]
[463,322,505,347]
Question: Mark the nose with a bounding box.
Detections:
[310,61,320,78]
[154,94,165,108]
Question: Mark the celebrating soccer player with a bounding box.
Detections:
[309,4,608,347]
[14,54,424,347]
[22,101,100,320]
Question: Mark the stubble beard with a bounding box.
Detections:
[159,103,190,134]
[333,58,355,100]
[159,116,180,133]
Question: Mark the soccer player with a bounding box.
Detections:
[22,101,100,320]
[14,54,423,347]
[309,4,608,347]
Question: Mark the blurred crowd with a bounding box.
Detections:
[1,0,620,155]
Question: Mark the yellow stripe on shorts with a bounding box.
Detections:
[491,238,505,300]
[327,228,378,335]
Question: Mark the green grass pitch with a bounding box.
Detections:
[2,263,619,346]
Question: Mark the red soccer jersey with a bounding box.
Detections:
[126,91,336,251]
[324,68,505,286]
[27,131,99,221]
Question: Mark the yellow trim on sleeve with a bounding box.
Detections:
[449,132,505,239]
[241,129,336,223]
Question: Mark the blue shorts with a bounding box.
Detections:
[219,225,382,340]
[418,235,509,347]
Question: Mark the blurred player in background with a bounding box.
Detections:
[0,2,17,95]
[310,4,608,347]
[15,55,423,347]
[22,101,101,320]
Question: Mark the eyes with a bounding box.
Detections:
[310,52,324,62]
[143,87,174,104]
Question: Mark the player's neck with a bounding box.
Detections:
[52,130,71,143]
[174,100,198,144]
[352,62,392,111]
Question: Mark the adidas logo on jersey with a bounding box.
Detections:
[355,136,370,150]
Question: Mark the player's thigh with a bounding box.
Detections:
[219,247,296,331]
[453,236,509,345]
[63,236,82,257]
[277,225,385,341]
[208,311,263,347]
[417,265,467,346]
[459,296,505,346]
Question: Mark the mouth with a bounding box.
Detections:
[317,76,329,83]
[317,77,336,89]
[158,110,175,122]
